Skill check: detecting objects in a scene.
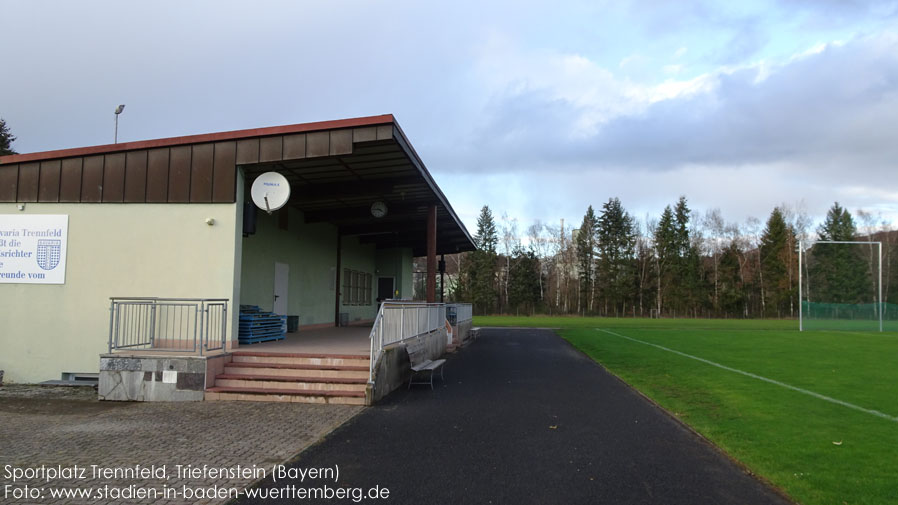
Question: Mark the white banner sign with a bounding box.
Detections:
[0,215,69,284]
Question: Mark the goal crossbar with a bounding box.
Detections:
[799,240,882,332]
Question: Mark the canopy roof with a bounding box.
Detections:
[0,114,475,256]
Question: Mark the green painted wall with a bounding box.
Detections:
[376,247,414,299]
[238,204,401,326]
[339,235,377,323]
[239,206,339,326]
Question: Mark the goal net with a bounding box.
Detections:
[800,241,893,331]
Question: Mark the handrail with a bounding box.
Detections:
[368,303,386,385]
[368,301,447,384]
[108,297,228,355]
[446,303,473,325]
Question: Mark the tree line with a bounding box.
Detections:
[449,198,897,318]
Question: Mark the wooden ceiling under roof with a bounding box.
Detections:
[0,115,475,257]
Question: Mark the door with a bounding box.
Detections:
[273,262,289,315]
[377,277,395,302]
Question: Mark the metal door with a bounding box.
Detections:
[273,262,289,315]
[377,277,395,302]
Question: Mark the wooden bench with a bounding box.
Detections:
[405,337,446,389]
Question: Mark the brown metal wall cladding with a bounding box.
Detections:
[0,165,18,201]
[0,127,368,204]
[307,132,330,157]
[283,134,306,160]
[168,146,192,203]
[38,160,61,202]
[189,143,214,202]
[59,158,83,202]
[18,163,39,202]
[212,141,236,203]
[329,130,352,155]
[124,151,148,202]
[236,138,260,165]
[81,156,104,202]
[102,153,126,202]
[146,148,170,202]
[259,137,283,163]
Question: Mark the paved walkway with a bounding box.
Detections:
[0,385,361,504]
[239,328,792,505]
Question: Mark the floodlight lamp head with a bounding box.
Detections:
[115,104,125,115]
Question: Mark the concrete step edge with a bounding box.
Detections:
[206,386,366,398]
[216,373,367,384]
[224,362,369,371]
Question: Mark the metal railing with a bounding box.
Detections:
[108,297,229,355]
[368,301,446,384]
[446,303,473,325]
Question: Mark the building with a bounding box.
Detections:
[0,114,475,403]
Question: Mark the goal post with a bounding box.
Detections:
[799,240,883,332]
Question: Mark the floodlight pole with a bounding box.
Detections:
[114,104,125,144]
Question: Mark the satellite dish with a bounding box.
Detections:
[250,172,290,214]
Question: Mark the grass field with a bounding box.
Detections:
[475,316,898,505]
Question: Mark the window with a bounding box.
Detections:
[342,269,373,306]
[365,273,372,304]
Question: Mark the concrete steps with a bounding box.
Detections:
[206,351,370,405]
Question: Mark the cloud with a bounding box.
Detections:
[430,31,898,231]
[451,32,898,176]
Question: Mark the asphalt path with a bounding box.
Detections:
[237,328,792,505]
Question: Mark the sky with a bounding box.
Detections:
[2,0,898,240]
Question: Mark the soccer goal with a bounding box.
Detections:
[799,240,887,332]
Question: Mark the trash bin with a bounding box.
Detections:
[287,316,299,333]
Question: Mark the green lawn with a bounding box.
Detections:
[475,316,898,505]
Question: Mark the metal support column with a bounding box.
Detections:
[439,254,446,303]
[335,232,342,326]
[426,204,437,303]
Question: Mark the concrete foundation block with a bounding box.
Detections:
[98,355,211,402]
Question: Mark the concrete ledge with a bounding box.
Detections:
[457,320,474,347]
[369,327,447,404]
[98,354,230,402]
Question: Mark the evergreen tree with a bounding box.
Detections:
[467,205,499,314]
[718,241,746,317]
[0,118,16,156]
[759,207,796,317]
[474,205,498,252]
[575,206,599,314]
[508,245,542,315]
[666,196,702,315]
[811,202,870,304]
[653,205,677,315]
[673,197,691,259]
[597,197,636,316]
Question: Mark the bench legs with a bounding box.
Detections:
[408,366,445,390]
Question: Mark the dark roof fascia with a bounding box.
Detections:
[0,114,395,165]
